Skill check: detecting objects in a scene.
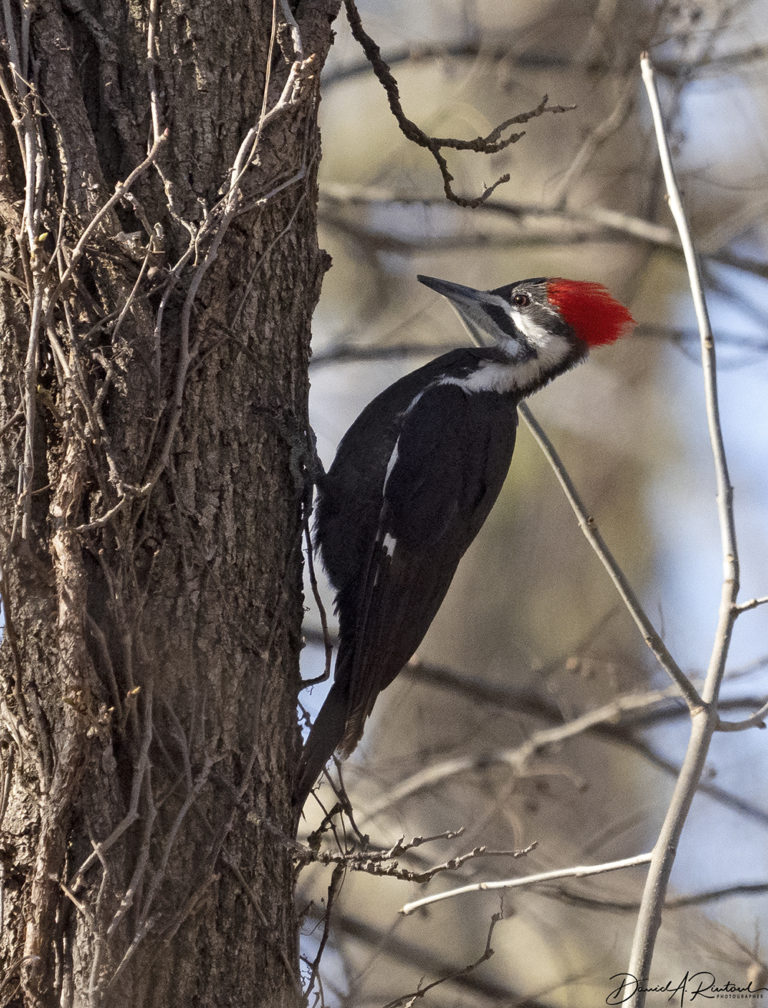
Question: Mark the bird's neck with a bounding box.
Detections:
[439,345,582,398]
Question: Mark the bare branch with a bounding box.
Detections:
[520,402,702,711]
[364,688,680,818]
[319,183,768,279]
[541,879,768,913]
[549,75,638,208]
[627,53,749,1003]
[382,910,503,1008]
[400,851,653,916]
[341,0,570,207]
[322,36,768,89]
[302,862,345,1000]
[716,698,768,733]
[299,827,533,887]
[733,595,768,614]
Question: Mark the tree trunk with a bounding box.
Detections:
[0,1,338,1004]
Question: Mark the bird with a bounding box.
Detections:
[295,273,634,808]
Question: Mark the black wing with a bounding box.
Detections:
[316,349,486,598]
[337,382,518,753]
[296,364,518,806]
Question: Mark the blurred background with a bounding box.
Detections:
[297,1,768,1004]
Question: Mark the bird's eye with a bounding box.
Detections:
[512,292,531,308]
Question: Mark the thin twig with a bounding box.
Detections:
[299,828,531,885]
[400,851,653,916]
[364,688,679,819]
[341,0,570,207]
[320,183,768,279]
[540,878,768,913]
[146,0,162,143]
[48,130,168,305]
[733,595,768,613]
[20,275,43,542]
[520,402,702,711]
[716,696,768,732]
[626,54,745,1005]
[549,75,638,208]
[302,862,345,999]
[301,514,333,687]
[382,910,503,1008]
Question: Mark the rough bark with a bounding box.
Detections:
[0,0,339,1004]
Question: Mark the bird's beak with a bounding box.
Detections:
[417,274,497,347]
[417,274,486,305]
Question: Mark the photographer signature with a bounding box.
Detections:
[606,971,768,1005]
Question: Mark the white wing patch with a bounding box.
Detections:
[381,532,397,557]
[382,437,401,497]
[374,444,401,585]
[374,387,430,578]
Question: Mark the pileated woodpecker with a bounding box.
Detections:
[295,274,634,807]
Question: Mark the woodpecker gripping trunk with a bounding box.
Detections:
[295,274,634,810]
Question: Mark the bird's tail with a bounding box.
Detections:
[294,681,349,810]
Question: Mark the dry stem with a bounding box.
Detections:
[625,53,746,1006]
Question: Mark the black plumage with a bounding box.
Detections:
[296,350,519,805]
[295,274,633,808]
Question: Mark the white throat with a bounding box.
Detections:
[439,333,575,396]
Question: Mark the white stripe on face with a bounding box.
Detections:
[509,310,574,370]
[451,293,574,371]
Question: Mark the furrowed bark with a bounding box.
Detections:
[0,1,340,1004]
